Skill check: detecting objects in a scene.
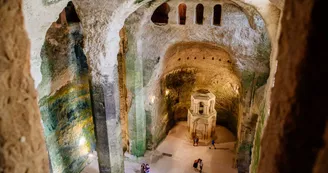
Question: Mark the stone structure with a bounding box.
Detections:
[188,90,217,142]
[3,0,328,173]
[17,0,278,172]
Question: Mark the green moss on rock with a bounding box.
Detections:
[39,80,96,173]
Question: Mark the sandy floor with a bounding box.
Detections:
[82,122,237,173]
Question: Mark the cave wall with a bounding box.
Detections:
[161,43,241,134]
[269,0,284,10]
[0,0,49,172]
[124,0,271,156]
[118,27,130,152]
[23,0,71,88]
[258,0,328,172]
[37,6,96,173]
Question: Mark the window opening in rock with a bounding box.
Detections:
[151,3,170,25]
[196,4,204,24]
[213,4,222,26]
[199,102,204,114]
[179,3,187,25]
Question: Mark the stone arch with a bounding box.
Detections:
[160,42,241,134]
[37,2,96,172]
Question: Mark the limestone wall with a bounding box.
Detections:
[37,7,96,172]
[0,0,49,172]
[124,0,271,156]
[161,43,240,134]
[23,0,70,88]
[259,0,328,172]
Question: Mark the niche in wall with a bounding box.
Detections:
[213,4,222,26]
[196,4,204,25]
[179,3,187,25]
[151,3,170,25]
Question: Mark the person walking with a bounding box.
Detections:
[141,163,145,173]
[145,164,150,173]
[210,139,216,149]
[193,159,199,170]
[199,159,203,173]
[196,137,199,146]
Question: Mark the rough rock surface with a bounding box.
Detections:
[23,0,70,88]
[161,43,241,133]
[269,0,284,10]
[118,27,130,153]
[259,0,328,173]
[0,0,49,172]
[38,5,96,173]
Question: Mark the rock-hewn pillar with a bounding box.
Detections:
[90,74,123,173]
[127,49,146,157]
[72,0,154,170]
[0,0,49,172]
[72,4,124,173]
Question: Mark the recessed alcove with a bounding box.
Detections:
[151,3,170,25]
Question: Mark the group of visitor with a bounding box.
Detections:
[193,137,216,149]
[191,138,217,172]
[193,158,204,172]
[141,163,150,173]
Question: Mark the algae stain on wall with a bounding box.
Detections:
[38,6,96,172]
[39,81,96,173]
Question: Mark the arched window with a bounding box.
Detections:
[179,3,187,25]
[199,102,204,114]
[213,4,222,26]
[196,4,204,24]
[151,3,170,25]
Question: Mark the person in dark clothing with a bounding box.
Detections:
[193,159,199,170]
[145,164,150,173]
[210,139,216,149]
[141,163,145,173]
[196,137,199,146]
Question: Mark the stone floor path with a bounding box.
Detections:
[82,121,237,173]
